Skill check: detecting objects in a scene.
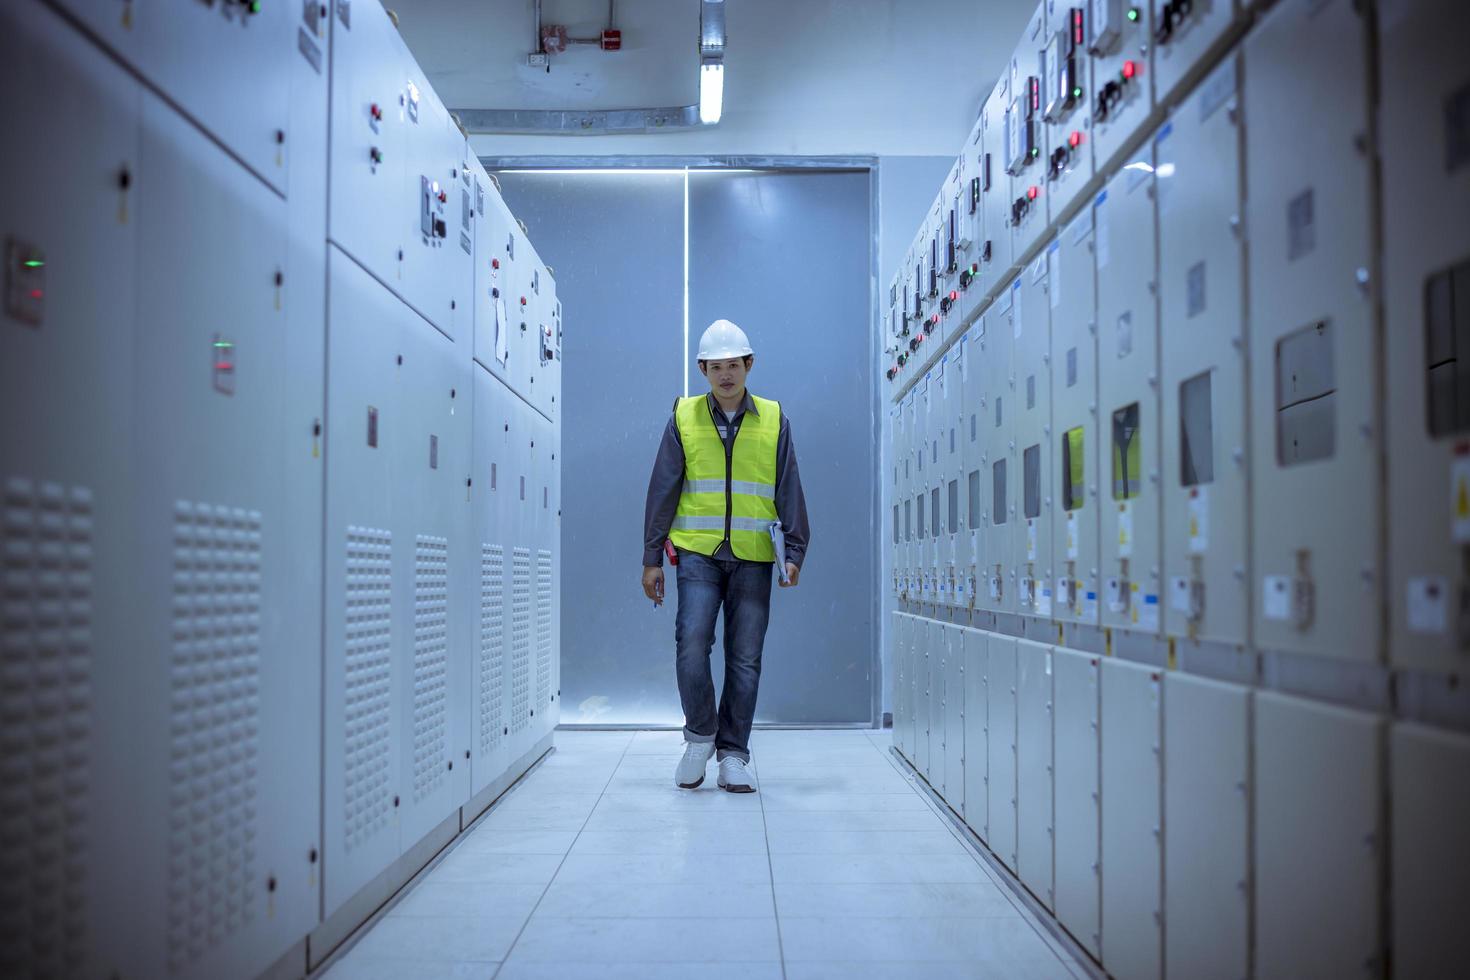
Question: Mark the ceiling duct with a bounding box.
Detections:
[452,0,727,135]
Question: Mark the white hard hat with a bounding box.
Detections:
[697,319,753,361]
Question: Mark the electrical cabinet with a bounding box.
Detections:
[1042,1,1095,222]
[471,367,514,798]
[1254,692,1383,979]
[915,619,932,777]
[393,292,474,855]
[1052,648,1101,957]
[1087,0,1155,176]
[1380,0,1470,674]
[1244,0,1378,663]
[904,616,919,763]
[901,390,918,599]
[1149,0,1240,108]
[322,246,409,920]
[944,625,967,814]
[981,76,1016,287]
[962,628,990,838]
[1095,145,1162,638]
[1163,674,1249,980]
[929,623,949,788]
[919,371,940,603]
[1016,639,1055,910]
[959,115,988,302]
[0,11,141,970]
[960,324,986,608]
[1008,3,1052,261]
[1156,57,1248,649]
[51,0,321,199]
[1015,252,1055,620]
[980,298,1019,614]
[1099,657,1163,980]
[329,0,470,341]
[936,351,963,607]
[1050,210,1101,628]
[473,168,522,396]
[1390,723,1470,980]
[987,636,1019,871]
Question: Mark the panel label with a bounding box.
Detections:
[1187,486,1209,553]
[1406,577,1448,635]
[1117,500,1133,557]
[1263,575,1291,621]
[1049,241,1062,310]
[1170,575,1192,612]
[1012,279,1024,338]
[1095,191,1110,268]
[1066,510,1079,559]
[1027,519,1038,560]
[1454,455,1470,542]
[1037,586,1053,617]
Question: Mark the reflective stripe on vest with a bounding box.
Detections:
[669,394,780,562]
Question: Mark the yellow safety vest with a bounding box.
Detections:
[669,394,781,562]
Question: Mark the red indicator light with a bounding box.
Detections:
[370,103,382,119]
[520,297,527,305]
[1027,185,1039,201]
[1069,130,1082,148]
[30,289,43,300]
[1073,10,1083,45]
[949,290,959,301]
[1122,60,1138,80]
[214,361,234,371]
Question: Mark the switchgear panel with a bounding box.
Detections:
[1008,4,1051,260]
[962,628,990,836]
[1095,146,1162,637]
[1015,252,1054,620]
[1053,649,1101,957]
[979,298,1019,614]
[1087,0,1156,177]
[1156,58,1248,649]
[1050,211,1101,628]
[1043,1,1096,222]
[960,115,987,300]
[961,324,987,606]
[944,626,967,810]
[1150,0,1241,108]
[1016,640,1056,908]
[1380,0,1470,674]
[981,77,1016,285]
[988,637,1019,871]
[1100,658,1163,980]
[935,352,962,606]
[1244,0,1378,662]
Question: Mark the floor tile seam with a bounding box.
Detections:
[875,742,1093,977]
[757,741,788,980]
[490,731,637,980]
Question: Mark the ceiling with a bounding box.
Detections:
[386,0,1035,158]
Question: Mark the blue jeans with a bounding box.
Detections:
[674,549,773,763]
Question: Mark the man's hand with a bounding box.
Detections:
[642,566,665,607]
[779,562,801,588]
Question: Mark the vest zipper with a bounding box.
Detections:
[708,397,735,553]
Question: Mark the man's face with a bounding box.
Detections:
[701,356,751,397]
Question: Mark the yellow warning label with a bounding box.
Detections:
[1458,478,1469,519]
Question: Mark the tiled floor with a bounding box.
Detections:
[322,729,1087,980]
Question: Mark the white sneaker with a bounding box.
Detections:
[717,756,757,793]
[675,741,715,789]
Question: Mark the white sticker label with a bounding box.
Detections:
[1407,576,1449,635]
[1012,280,1024,338]
[1084,590,1099,620]
[939,359,948,398]
[1137,593,1160,632]
[1027,519,1038,561]
[1049,242,1061,310]
[1057,576,1073,611]
[1454,456,1470,542]
[1263,575,1292,621]
[1095,191,1111,269]
[1188,486,1209,553]
[1117,501,1133,558]
[1155,123,1174,216]
[1066,511,1079,559]
[971,532,981,567]
[1030,253,1047,284]
[1107,576,1127,613]
[1037,587,1053,617]
[957,338,968,381]
[1170,576,1192,612]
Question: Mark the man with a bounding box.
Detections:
[641,319,810,793]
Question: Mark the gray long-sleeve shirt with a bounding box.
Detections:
[643,391,810,569]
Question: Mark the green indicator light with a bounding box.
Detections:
[1073,86,1083,98]
[1031,147,1039,157]
[213,341,234,349]
[249,1,261,13]
[23,260,44,268]
[1127,7,1140,21]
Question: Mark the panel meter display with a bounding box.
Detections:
[1006,79,1040,176]
[1046,9,1085,121]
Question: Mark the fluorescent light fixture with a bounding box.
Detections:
[699,63,724,124]
[495,168,692,175]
